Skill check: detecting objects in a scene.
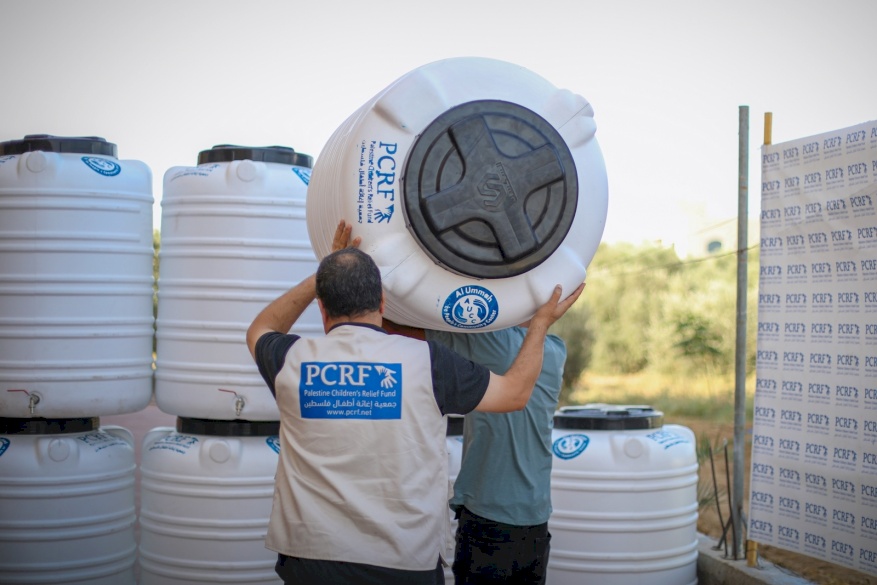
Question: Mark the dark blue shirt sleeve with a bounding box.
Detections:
[428,339,490,415]
[254,331,300,397]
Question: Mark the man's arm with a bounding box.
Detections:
[474,283,584,413]
[245,220,358,359]
[246,274,317,360]
[382,319,426,340]
[388,285,585,414]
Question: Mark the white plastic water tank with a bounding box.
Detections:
[548,405,699,585]
[0,135,154,418]
[306,57,608,332]
[138,418,281,585]
[155,145,316,420]
[0,418,137,585]
[445,414,464,584]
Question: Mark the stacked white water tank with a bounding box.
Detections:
[0,135,153,585]
[0,135,154,417]
[548,405,699,585]
[0,419,137,585]
[305,56,608,332]
[138,419,281,584]
[144,144,315,584]
[155,144,317,421]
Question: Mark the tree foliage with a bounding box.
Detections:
[552,302,595,405]
[551,240,759,392]
[149,226,759,398]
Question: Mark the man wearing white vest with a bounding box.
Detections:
[246,220,584,585]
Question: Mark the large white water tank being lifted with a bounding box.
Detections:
[155,145,316,421]
[0,135,154,418]
[306,57,608,332]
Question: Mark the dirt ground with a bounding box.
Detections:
[676,417,876,585]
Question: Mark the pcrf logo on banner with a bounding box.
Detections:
[754,120,877,576]
[778,525,799,546]
[785,205,802,220]
[760,264,782,278]
[752,461,775,482]
[786,234,805,248]
[850,188,874,209]
[859,226,877,245]
[832,540,855,562]
[779,496,800,515]
[805,202,822,220]
[754,406,776,421]
[826,197,847,211]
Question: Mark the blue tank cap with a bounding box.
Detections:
[197,144,313,168]
[0,417,100,435]
[176,417,280,437]
[0,134,117,157]
[554,404,663,431]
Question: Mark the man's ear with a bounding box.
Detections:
[317,299,330,333]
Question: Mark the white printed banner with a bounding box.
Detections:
[750,119,877,575]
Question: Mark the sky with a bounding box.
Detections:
[1,0,875,247]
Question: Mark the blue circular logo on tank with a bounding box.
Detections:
[552,434,590,460]
[81,156,121,176]
[442,285,498,329]
[266,436,281,454]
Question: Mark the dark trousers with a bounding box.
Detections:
[276,554,443,585]
[453,507,551,585]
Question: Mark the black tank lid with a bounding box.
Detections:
[0,134,117,157]
[403,99,578,278]
[0,417,100,435]
[197,144,313,168]
[447,414,465,436]
[176,417,280,437]
[554,405,663,431]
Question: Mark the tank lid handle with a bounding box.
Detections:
[0,135,117,157]
[197,144,313,168]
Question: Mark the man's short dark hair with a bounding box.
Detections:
[316,248,382,319]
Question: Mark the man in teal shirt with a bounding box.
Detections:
[427,325,567,585]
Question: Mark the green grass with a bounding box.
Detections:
[563,371,748,519]
[565,371,754,423]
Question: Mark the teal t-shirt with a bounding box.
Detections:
[426,326,566,526]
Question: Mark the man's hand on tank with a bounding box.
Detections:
[332,219,361,252]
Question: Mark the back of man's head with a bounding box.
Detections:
[316,248,382,319]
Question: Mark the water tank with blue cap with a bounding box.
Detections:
[0,416,137,584]
[0,135,154,418]
[138,417,281,585]
[154,145,316,421]
[548,404,699,585]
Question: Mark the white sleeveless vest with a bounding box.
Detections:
[266,324,452,570]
